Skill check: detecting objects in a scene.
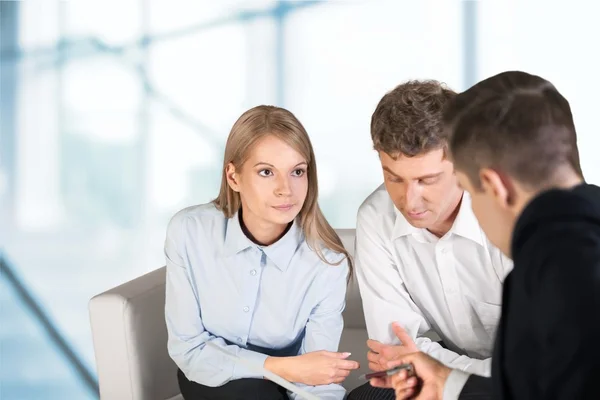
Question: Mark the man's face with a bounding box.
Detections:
[455,170,514,257]
[380,148,462,229]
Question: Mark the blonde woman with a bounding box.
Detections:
[165,105,359,400]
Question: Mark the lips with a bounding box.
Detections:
[273,204,294,211]
[407,210,428,218]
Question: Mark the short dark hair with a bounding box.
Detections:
[371,80,457,157]
[443,71,583,190]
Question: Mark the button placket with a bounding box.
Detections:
[239,249,262,346]
[437,243,469,333]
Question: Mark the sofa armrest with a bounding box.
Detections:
[89,266,180,400]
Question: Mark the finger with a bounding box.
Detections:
[329,370,349,384]
[390,370,407,385]
[381,345,403,361]
[391,375,418,391]
[335,369,351,378]
[336,360,360,370]
[369,377,391,388]
[368,352,384,369]
[398,369,408,380]
[385,357,412,370]
[324,351,352,359]
[404,377,418,388]
[367,339,385,353]
[395,387,414,400]
[390,371,405,386]
[392,322,418,351]
[367,350,380,363]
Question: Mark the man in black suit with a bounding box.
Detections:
[373,70,600,400]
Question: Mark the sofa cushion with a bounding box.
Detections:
[337,229,366,329]
[339,328,370,391]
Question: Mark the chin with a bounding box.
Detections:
[402,212,434,228]
[267,208,299,225]
[406,219,431,229]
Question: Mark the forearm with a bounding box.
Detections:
[169,334,268,385]
[416,338,491,377]
[265,357,346,399]
[264,356,295,382]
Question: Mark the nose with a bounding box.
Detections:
[275,175,292,197]
[404,182,422,209]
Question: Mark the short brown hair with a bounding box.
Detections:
[443,71,583,190]
[371,80,456,157]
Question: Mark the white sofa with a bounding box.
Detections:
[89,229,370,400]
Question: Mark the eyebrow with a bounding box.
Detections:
[383,166,443,180]
[253,161,308,168]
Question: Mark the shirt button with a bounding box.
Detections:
[250,269,257,276]
[237,337,242,343]
[243,306,250,312]
[441,247,449,254]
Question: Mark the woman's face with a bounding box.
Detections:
[227,135,309,239]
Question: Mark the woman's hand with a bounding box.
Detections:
[266,351,360,386]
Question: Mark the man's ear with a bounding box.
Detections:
[480,168,516,207]
[225,163,241,192]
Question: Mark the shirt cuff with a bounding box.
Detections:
[231,348,269,380]
[443,369,471,400]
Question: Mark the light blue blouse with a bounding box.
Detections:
[164,203,349,399]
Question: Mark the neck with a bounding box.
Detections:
[428,190,463,238]
[239,208,290,246]
[512,172,584,220]
[504,173,584,258]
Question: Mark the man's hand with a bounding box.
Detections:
[388,352,452,400]
[367,322,418,382]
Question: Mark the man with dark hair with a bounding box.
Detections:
[388,71,600,400]
[348,81,512,400]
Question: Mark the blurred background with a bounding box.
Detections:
[1,0,599,398]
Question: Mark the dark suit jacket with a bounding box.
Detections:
[460,184,600,400]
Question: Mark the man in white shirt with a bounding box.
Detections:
[347,80,512,400]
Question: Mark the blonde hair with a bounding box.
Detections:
[213,105,353,277]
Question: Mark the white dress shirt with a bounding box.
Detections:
[165,203,349,399]
[355,184,512,378]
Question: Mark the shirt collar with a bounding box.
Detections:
[450,192,485,246]
[224,210,303,271]
[392,206,420,239]
[391,192,485,246]
[224,211,254,255]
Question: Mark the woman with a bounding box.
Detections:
[165,105,358,400]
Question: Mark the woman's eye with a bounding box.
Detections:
[292,169,306,177]
[258,169,273,177]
